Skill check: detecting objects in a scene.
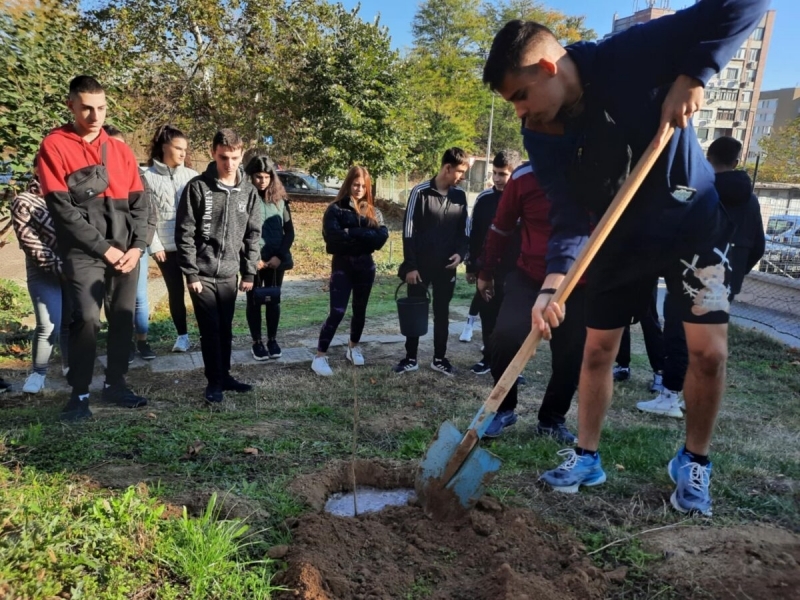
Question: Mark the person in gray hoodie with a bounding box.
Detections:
[175,129,262,403]
[143,124,199,353]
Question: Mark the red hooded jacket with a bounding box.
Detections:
[38,125,146,260]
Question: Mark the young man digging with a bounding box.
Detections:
[38,76,149,421]
[394,148,469,376]
[465,150,520,376]
[483,0,769,515]
[176,129,261,404]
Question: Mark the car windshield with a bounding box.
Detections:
[298,174,323,189]
[766,218,794,236]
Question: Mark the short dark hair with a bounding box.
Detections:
[483,21,558,91]
[707,136,742,166]
[493,150,521,170]
[102,124,123,138]
[441,147,469,168]
[212,128,243,151]
[69,75,104,99]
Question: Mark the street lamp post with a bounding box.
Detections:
[485,94,495,181]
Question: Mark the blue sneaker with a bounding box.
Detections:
[668,447,713,516]
[539,449,607,493]
[483,410,518,438]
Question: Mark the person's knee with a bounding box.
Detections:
[688,337,727,377]
[582,334,617,371]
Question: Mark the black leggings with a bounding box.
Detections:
[246,268,284,341]
[317,255,376,353]
[156,251,188,336]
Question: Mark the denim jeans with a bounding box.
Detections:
[25,258,70,375]
[135,253,149,336]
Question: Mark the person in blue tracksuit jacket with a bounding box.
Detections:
[482,0,769,516]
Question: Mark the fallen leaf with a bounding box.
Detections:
[146,412,157,419]
[181,441,205,459]
[413,402,424,408]
[370,378,377,385]
[243,447,259,456]
[615,464,625,471]
[47,548,57,563]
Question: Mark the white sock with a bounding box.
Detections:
[79,393,89,401]
[467,315,476,325]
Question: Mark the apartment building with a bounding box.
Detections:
[609,2,775,162]
[748,87,800,160]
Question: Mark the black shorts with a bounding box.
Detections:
[585,211,734,330]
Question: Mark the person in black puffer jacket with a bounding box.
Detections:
[243,156,295,361]
[311,166,388,376]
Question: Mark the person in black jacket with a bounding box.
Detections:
[244,156,295,361]
[175,129,262,404]
[636,136,766,419]
[465,150,520,374]
[394,148,469,376]
[312,166,388,376]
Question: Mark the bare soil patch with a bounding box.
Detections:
[277,459,608,600]
[643,524,800,599]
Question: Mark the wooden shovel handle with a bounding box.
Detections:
[476,127,676,426]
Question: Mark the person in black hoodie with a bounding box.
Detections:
[312,166,388,376]
[636,136,765,419]
[244,156,294,361]
[175,129,262,404]
[395,148,470,376]
[465,150,521,374]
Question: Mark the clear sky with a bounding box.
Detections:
[337,0,798,91]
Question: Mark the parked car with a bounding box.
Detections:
[765,214,800,247]
[277,171,338,197]
[758,240,800,278]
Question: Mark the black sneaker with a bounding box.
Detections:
[205,385,223,403]
[0,377,10,393]
[393,357,418,374]
[222,376,252,393]
[470,360,491,375]
[516,375,528,386]
[251,341,269,361]
[137,341,156,361]
[536,422,577,445]
[60,392,92,422]
[267,339,282,359]
[129,342,136,364]
[101,382,148,408]
[612,365,631,382]
[430,357,454,376]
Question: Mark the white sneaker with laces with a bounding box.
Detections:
[346,346,365,366]
[23,372,46,394]
[172,334,191,353]
[312,356,333,376]
[636,389,683,418]
[459,321,474,342]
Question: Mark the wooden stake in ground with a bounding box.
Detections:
[351,369,359,517]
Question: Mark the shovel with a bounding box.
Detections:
[416,128,676,518]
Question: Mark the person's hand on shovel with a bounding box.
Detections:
[655,75,704,148]
[531,273,566,341]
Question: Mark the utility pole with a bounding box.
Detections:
[485,94,495,181]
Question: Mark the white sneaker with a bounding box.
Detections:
[636,389,684,418]
[459,321,474,342]
[172,335,190,353]
[62,366,69,377]
[23,372,46,394]
[346,346,365,366]
[311,356,333,376]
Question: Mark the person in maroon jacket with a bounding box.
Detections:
[477,162,587,441]
[38,76,149,421]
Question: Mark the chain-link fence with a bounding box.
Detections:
[754,183,800,279]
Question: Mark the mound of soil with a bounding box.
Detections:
[277,460,607,600]
[644,524,800,600]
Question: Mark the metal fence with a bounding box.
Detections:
[375,168,493,212]
[754,184,800,279]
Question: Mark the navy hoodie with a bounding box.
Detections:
[715,170,765,295]
[522,0,769,278]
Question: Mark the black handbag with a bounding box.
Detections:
[66,143,109,204]
[252,270,281,306]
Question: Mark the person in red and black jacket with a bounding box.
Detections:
[477,162,587,441]
[464,150,521,375]
[38,76,149,421]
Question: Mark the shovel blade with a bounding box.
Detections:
[416,420,502,510]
